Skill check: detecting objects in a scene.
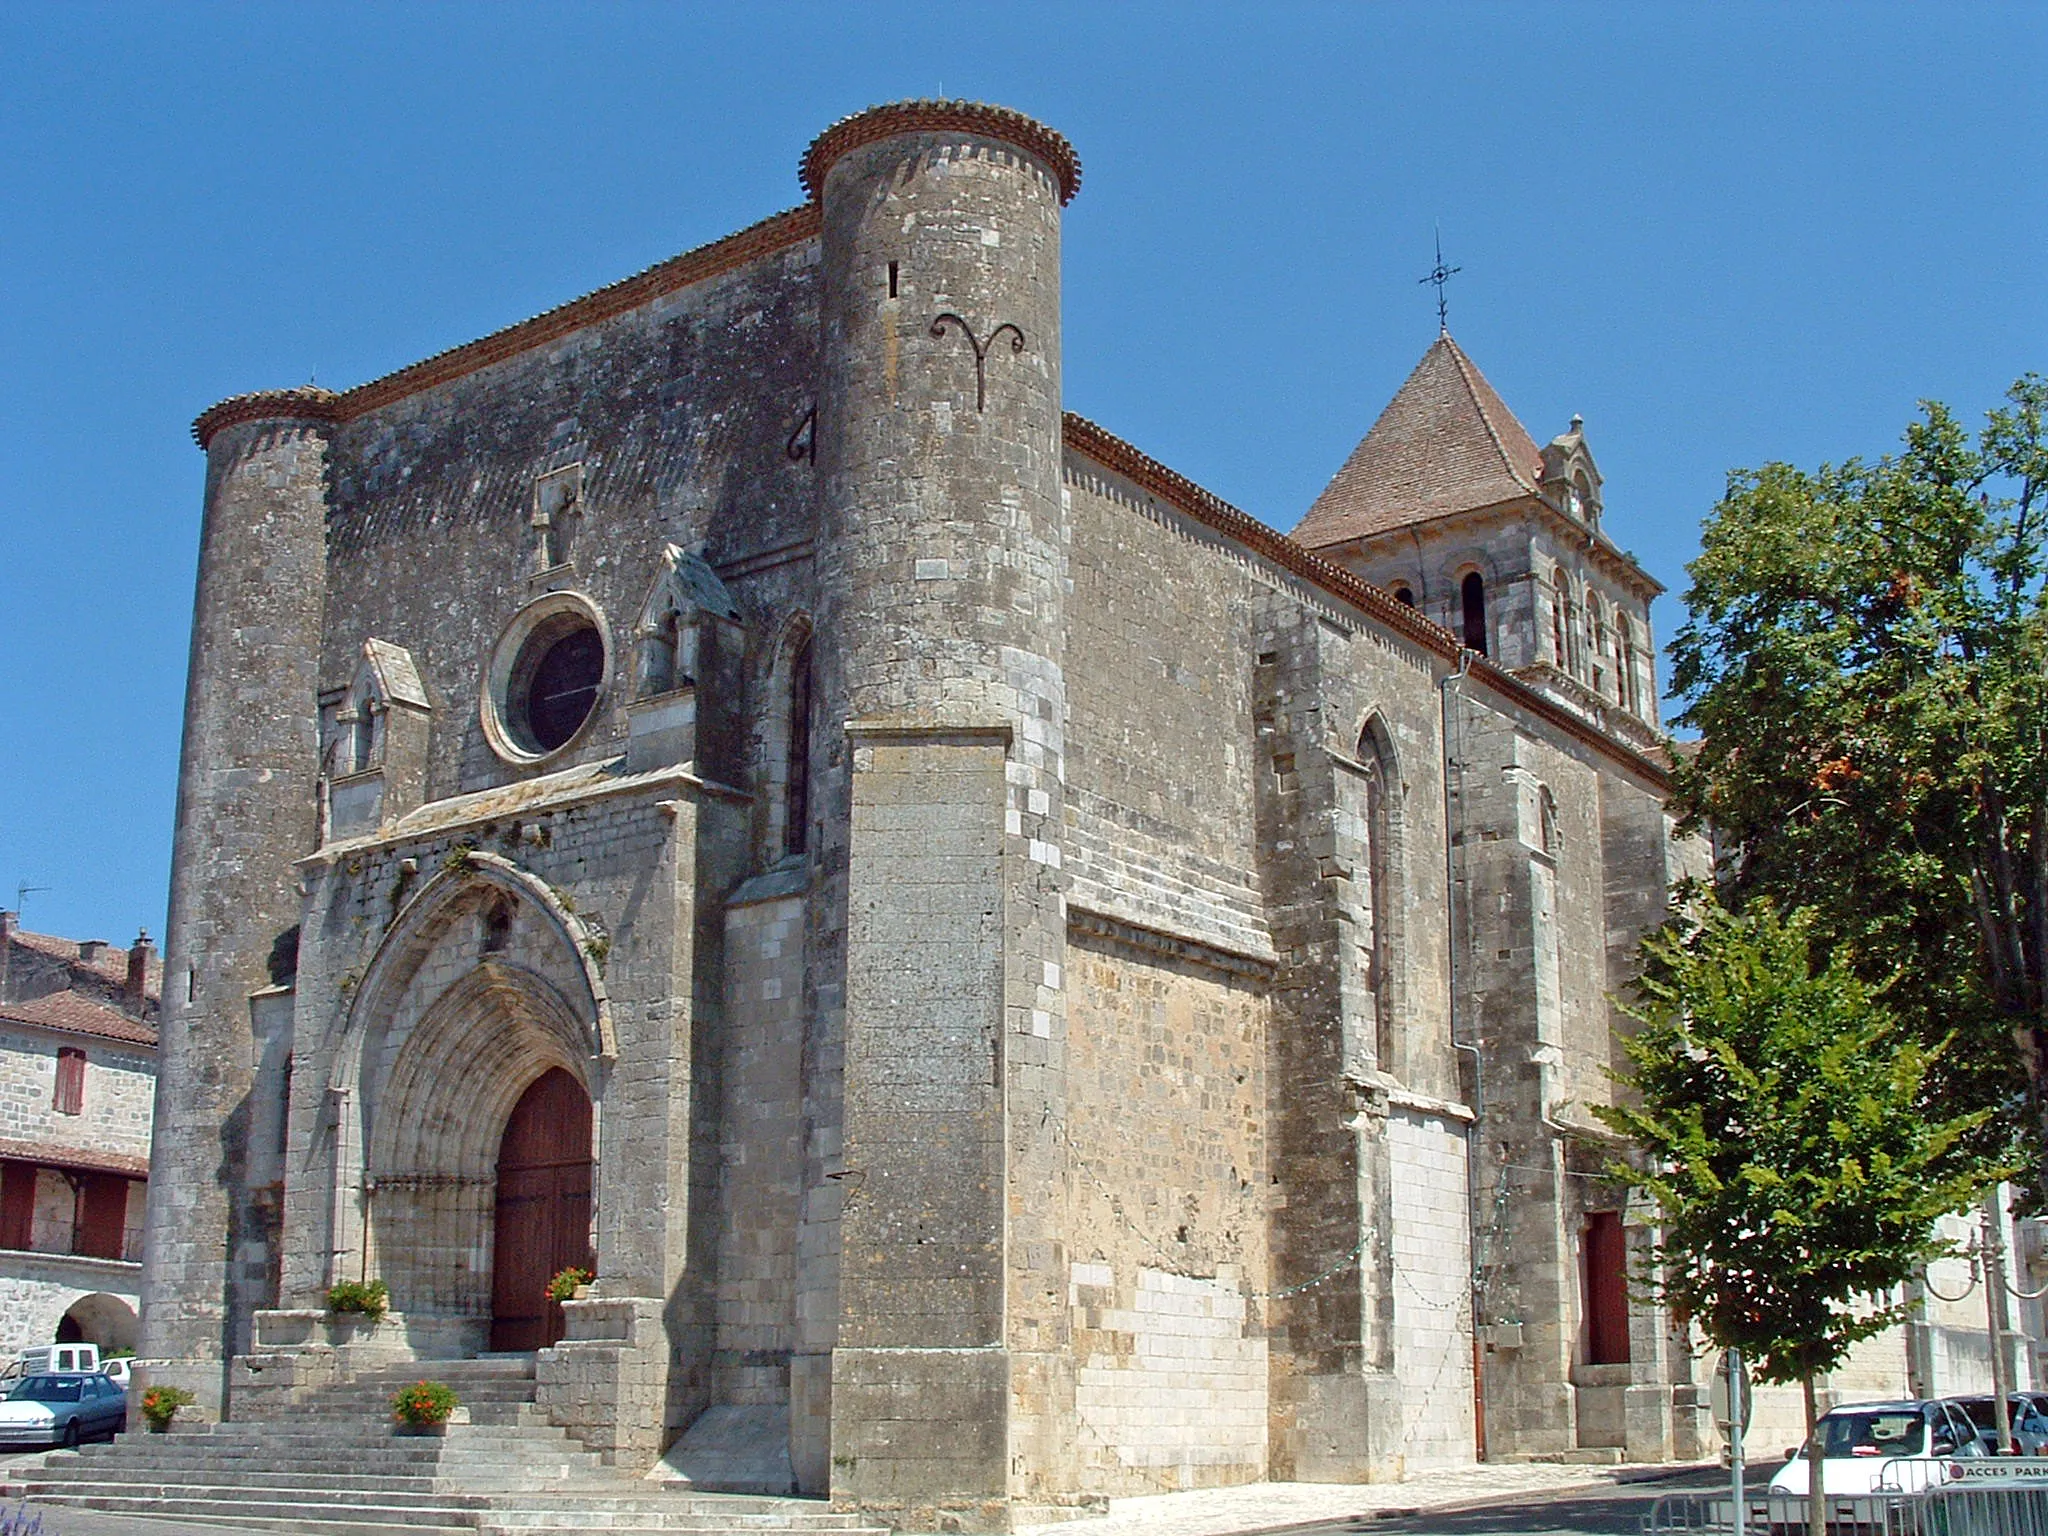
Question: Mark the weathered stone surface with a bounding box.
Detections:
[149,98,2013,1530]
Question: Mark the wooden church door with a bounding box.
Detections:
[490,1068,593,1351]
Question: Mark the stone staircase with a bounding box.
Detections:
[1,1358,879,1536]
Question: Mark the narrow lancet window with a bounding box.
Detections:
[784,634,813,857]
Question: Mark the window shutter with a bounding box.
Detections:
[0,1161,34,1250]
[77,1174,129,1260]
[54,1047,86,1115]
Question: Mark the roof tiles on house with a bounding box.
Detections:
[1294,333,1545,549]
[8,929,161,1003]
[0,991,157,1048]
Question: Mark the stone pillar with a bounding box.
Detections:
[141,389,337,1417]
[808,100,1079,1528]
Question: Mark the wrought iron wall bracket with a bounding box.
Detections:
[785,404,816,462]
[929,313,1026,413]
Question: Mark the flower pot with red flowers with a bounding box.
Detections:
[390,1380,460,1436]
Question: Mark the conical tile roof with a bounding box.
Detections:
[1293,333,1544,549]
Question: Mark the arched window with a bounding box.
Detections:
[784,632,813,858]
[1392,584,1416,608]
[348,707,377,775]
[1341,716,1401,1078]
[1362,724,1394,1071]
[1460,572,1488,655]
[1549,572,1566,666]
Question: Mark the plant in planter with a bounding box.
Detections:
[140,1385,195,1434]
[326,1279,389,1321]
[544,1266,593,1304]
[390,1380,459,1432]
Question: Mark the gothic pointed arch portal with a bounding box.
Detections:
[319,854,611,1348]
[357,961,598,1334]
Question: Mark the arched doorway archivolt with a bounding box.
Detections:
[320,853,610,1335]
[358,961,598,1327]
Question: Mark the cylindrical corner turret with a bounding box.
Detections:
[811,99,1075,722]
[141,389,337,1414]
[807,102,1079,1524]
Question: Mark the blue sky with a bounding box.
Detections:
[2,2,2042,945]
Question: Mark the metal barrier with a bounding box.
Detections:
[1646,1473,2048,1536]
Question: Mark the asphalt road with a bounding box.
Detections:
[1268,1469,1745,1536]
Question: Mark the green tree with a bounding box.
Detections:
[1669,374,2048,1190]
[1594,903,2003,1536]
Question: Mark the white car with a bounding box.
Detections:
[1768,1400,1986,1498]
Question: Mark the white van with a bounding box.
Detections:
[4,1344,100,1378]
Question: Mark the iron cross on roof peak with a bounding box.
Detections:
[1419,228,1461,335]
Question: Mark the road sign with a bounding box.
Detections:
[1710,1350,1753,1434]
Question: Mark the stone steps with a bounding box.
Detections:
[6,1480,882,1536]
[1,1360,872,1536]
[0,1489,479,1535]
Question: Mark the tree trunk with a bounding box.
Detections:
[1804,1372,1825,1536]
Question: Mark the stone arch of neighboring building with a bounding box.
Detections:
[56,1292,138,1355]
[321,852,612,1337]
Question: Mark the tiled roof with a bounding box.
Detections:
[1294,333,1546,549]
[9,929,160,1003]
[0,991,157,1048]
[0,1136,149,1179]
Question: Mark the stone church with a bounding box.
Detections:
[144,101,1712,1524]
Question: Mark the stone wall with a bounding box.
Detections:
[1385,1108,1474,1470]
[1064,938,1269,1493]
[1062,462,1268,959]
[320,244,822,806]
[0,1026,154,1154]
[714,889,806,1408]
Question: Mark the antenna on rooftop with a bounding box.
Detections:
[1420,225,1461,335]
[14,883,50,922]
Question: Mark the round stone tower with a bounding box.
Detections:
[805,103,1080,1524]
[141,389,337,1415]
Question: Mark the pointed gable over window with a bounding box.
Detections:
[1293,333,1544,550]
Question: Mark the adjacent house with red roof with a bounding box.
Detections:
[0,911,158,1361]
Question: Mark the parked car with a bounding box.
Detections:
[1948,1394,2048,1456]
[1768,1399,1987,1498]
[0,1372,127,1450]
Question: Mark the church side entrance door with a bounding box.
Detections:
[490,1068,593,1352]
